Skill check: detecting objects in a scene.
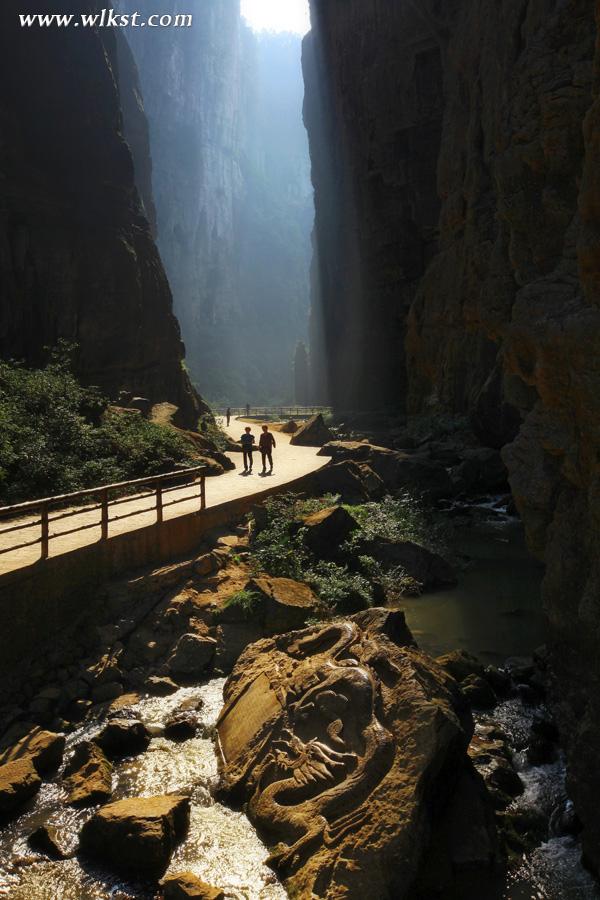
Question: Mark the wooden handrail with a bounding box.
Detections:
[0,466,211,561]
[0,465,210,518]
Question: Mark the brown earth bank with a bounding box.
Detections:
[0,0,207,428]
[303,0,600,870]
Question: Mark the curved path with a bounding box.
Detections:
[0,419,327,576]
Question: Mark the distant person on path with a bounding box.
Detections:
[259,425,276,475]
[240,426,255,473]
[226,407,231,426]
[246,403,250,417]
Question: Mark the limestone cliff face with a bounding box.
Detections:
[305,0,600,869]
[122,1,313,404]
[303,0,457,409]
[0,0,205,426]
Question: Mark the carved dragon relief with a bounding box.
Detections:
[217,618,471,899]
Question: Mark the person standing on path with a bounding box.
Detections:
[259,424,276,474]
[226,407,231,426]
[240,426,255,473]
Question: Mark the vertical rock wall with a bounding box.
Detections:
[122,1,313,404]
[304,0,600,869]
[0,0,205,426]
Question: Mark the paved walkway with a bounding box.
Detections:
[0,419,326,576]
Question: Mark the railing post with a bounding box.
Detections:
[156,482,163,524]
[101,489,109,541]
[40,503,49,560]
[200,476,206,511]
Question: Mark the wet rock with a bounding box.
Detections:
[526,733,556,766]
[169,634,217,680]
[289,413,334,447]
[64,741,113,807]
[146,676,179,696]
[483,665,511,696]
[68,699,92,723]
[461,675,497,710]
[436,650,484,682]
[79,795,191,877]
[217,614,492,897]
[164,709,200,741]
[95,719,151,759]
[0,727,65,775]
[301,505,358,558]
[0,757,41,814]
[91,682,124,704]
[161,872,225,899]
[504,656,535,684]
[531,714,559,743]
[28,824,75,859]
[363,538,457,590]
[487,759,524,802]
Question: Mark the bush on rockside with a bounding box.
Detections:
[0,344,195,504]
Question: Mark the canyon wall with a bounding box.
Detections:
[122,1,313,405]
[0,0,205,426]
[305,0,600,870]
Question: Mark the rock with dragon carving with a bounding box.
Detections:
[217,611,498,898]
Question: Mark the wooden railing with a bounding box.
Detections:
[0,466,209,561]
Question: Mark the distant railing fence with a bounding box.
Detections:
[0,466,209,560]
[217,406,332,419]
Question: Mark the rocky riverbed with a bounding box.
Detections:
[0,426,598,898]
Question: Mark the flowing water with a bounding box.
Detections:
[402,498,600,900]
[0,681,286,900]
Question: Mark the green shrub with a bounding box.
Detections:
[223,589,262,613]
[345,494,450,556]
[0,344,194,504]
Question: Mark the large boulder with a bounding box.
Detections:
[313,460,371,502]
[64,741,113,807]
[289,414,334,447]
[0,727,65,775]
[362,539,457,590]
[302,506,358,558]
[0,757,41,814]
[169,634,217,681]
[79,794,191,877]
[317,440,372,462]
[217,615,494,899]
[161,872,225,899]
[223,577,320,636]
[95,718,151,759]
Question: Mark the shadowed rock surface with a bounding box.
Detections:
[0,0,206,426]
[303,0,600,868]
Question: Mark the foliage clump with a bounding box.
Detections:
[0,344,194,504]
[223,589,262,614]
[248,491,452,611]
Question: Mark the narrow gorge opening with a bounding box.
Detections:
[123,0,315,409]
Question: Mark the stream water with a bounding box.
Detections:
[0,682,286,900]
[402,498,600,900]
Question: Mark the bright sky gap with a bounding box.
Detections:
[240,0,311,35]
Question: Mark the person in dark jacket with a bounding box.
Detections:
[240,426,255,473]
[259,424,276,474]
[226,407,231,426]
